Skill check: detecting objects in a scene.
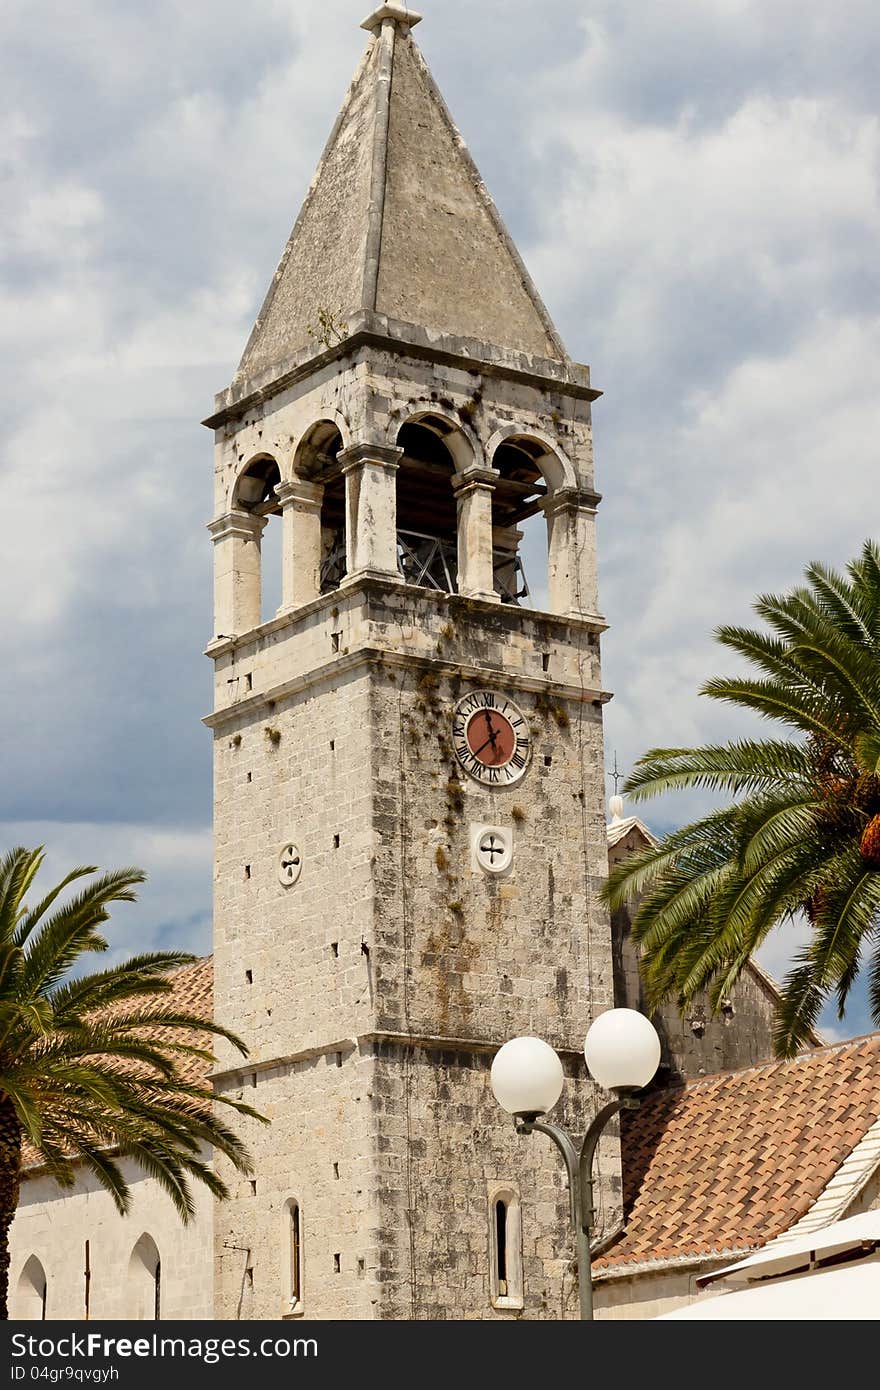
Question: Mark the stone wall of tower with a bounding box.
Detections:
[369,1044,622,1321]
[209,579,618,1319]
[364,604,611,1044]
[212,1050,381,1320]
[211,655,381,1319]
[363,596,617,1319]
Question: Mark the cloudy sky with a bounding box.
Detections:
[3,0,879,1036]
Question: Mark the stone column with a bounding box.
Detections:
[453,465,500,603]
[543,488,602,618]
[207,510,267,639]
[275,479,325,613]
[339,443,403,583]
[492,523,525,603]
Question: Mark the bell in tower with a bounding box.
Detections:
[206,2,615,1321]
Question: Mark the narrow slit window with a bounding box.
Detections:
[495,1200,508,1295]
[289,1203,302,1306]
[489,1187,523,1309]
[154,1259,161,1321]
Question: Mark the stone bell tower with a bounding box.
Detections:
[205,4,616,1320]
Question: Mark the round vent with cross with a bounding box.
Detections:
[471,824,514,876]
[277,843,303,887]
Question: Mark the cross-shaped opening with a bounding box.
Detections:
[480,834,505,865]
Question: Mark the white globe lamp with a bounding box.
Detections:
[490,1036,564,1117]
[584,1008,661,1093]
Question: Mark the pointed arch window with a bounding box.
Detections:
[128,1234,162,1320]
[15,1255,47,1320]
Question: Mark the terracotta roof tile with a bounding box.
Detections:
[595,1031,880,1273]
[21,958,214,1172]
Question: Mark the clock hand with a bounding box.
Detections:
[473,734,499,756]
[472,713,501,759]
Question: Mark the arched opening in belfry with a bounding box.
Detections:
[395,418,459,592]
[293,422,346,594]
[491,438,549,606]
[233,454,283,623]
[15,1255,47,1320]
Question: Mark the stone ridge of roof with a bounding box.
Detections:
[594,1029,880,1276]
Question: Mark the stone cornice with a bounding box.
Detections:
[203,312,600,431]
[203,644,611,730]
[203,574,607,663]
[211,1028,588,1086]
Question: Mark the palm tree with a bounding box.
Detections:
[0,846,264,1318]
[605,540,880,1059]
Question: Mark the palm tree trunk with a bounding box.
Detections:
[0,1094,22,1319]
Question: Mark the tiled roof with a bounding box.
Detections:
[21,958,214,1172]
[595,1031,880,1274]
[606,814,657,850]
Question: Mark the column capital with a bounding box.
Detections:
[452,465,500,494]
[338,442,404,474]
[275,479,324,511]
[541,487,602,516]
[207,509,267,544]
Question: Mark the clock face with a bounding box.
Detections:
[452,690,531,786]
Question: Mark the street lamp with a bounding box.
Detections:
[491,1008,661,1320]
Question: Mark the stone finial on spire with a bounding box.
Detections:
[361,3,423,33]
[609,794,625,825]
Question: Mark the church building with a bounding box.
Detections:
[10,4,880,1322]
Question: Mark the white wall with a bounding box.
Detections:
[9,1158,213,1322]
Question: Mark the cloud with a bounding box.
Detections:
[2,0,878,1036]
[0,822,213,964]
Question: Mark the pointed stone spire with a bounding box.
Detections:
[235,9,567,386]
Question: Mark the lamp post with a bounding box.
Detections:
[491,1008,661,1321]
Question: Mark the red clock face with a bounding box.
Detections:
[465,707,516,767]
[452,691,532,786]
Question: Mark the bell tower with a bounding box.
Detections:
[206,3,617,1320]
